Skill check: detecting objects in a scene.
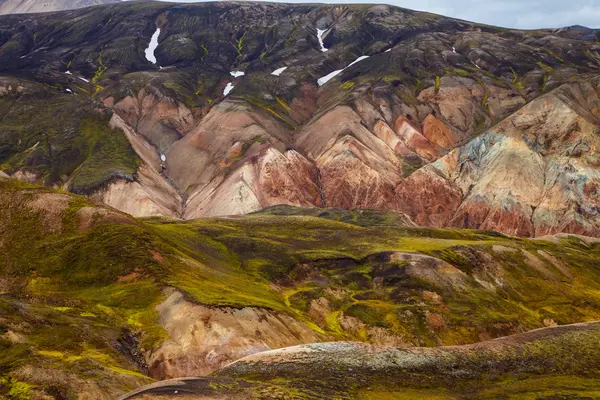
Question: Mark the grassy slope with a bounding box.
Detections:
[123,323,600,399]
[0,79,140,193]
[1,178,600,397]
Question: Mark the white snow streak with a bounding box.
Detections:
[346,55,369,68]
[65,71,72,75]
[78,76,90,83]
[230,71,245,77]
[316,28,328,52]
[65,89,73,94]
[452,46,457,53]
[145,28,161,65]
[317,55,370,87]
[385,48,391,52]
[317,69,343,86]
[160,154,166,162]
[223,82,235,96]
[271,66,288,76]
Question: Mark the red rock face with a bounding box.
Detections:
[318,136,400,210]
[258,149,324,208]
[395,170,463,228]
[450,199,535,237]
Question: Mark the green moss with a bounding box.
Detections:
[195,78,204,95]
[285,16,299,47]
[0,339,30,372]
[235,94,297,129]
[339,81,355,90]
[345,303,389,328]
[236,31,246,60]
[509,67,518,84]
[200,43,209,61]
[446,68,469,78]
[91,55,108,84]
[4,179,600,392]
[435,76,441,93]
[478,79,489,112]
[544,48,564,62]
[5,379,34,399]
[472,111,487,134]
[540,74,548,91]
[536,61,553,74]
[69,118,140,194]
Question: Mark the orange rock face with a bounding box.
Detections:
[422,114,460,149]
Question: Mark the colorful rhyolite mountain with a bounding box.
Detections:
[1,1,600,237]
[2,3,600,399]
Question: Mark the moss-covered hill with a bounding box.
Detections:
[126,321,600,400]
[1,176,600,398]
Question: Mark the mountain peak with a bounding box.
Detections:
[0,0,120,15]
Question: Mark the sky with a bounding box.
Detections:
[162,0,600,29]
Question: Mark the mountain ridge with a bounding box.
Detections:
[0,0,119,14]
[0,1,600,238]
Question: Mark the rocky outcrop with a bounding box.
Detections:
[147,290,327,379]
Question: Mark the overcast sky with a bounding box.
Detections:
[165,0,600,29]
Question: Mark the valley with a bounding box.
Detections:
[0,1,599,398]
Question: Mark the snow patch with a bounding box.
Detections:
[145,28,161,65]
[271,66,288,76]
[160,154,166,162]
[346,55,369,68]
[65,89,73,94]
[223,82,235,96]
[65,71,72,75]
[317,69,343,86]
[385,48,391,52]
[452,47,457,53]
[316,28,328,52]
[230,71,245,78]
[317,55,370,87]
[78,76,90,83]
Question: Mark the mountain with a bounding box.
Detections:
[1,174,600,398]
[0,0,119,15]
[2,3,600,398]
[0,1,600,238]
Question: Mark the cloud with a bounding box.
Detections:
[159,0,600,29]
